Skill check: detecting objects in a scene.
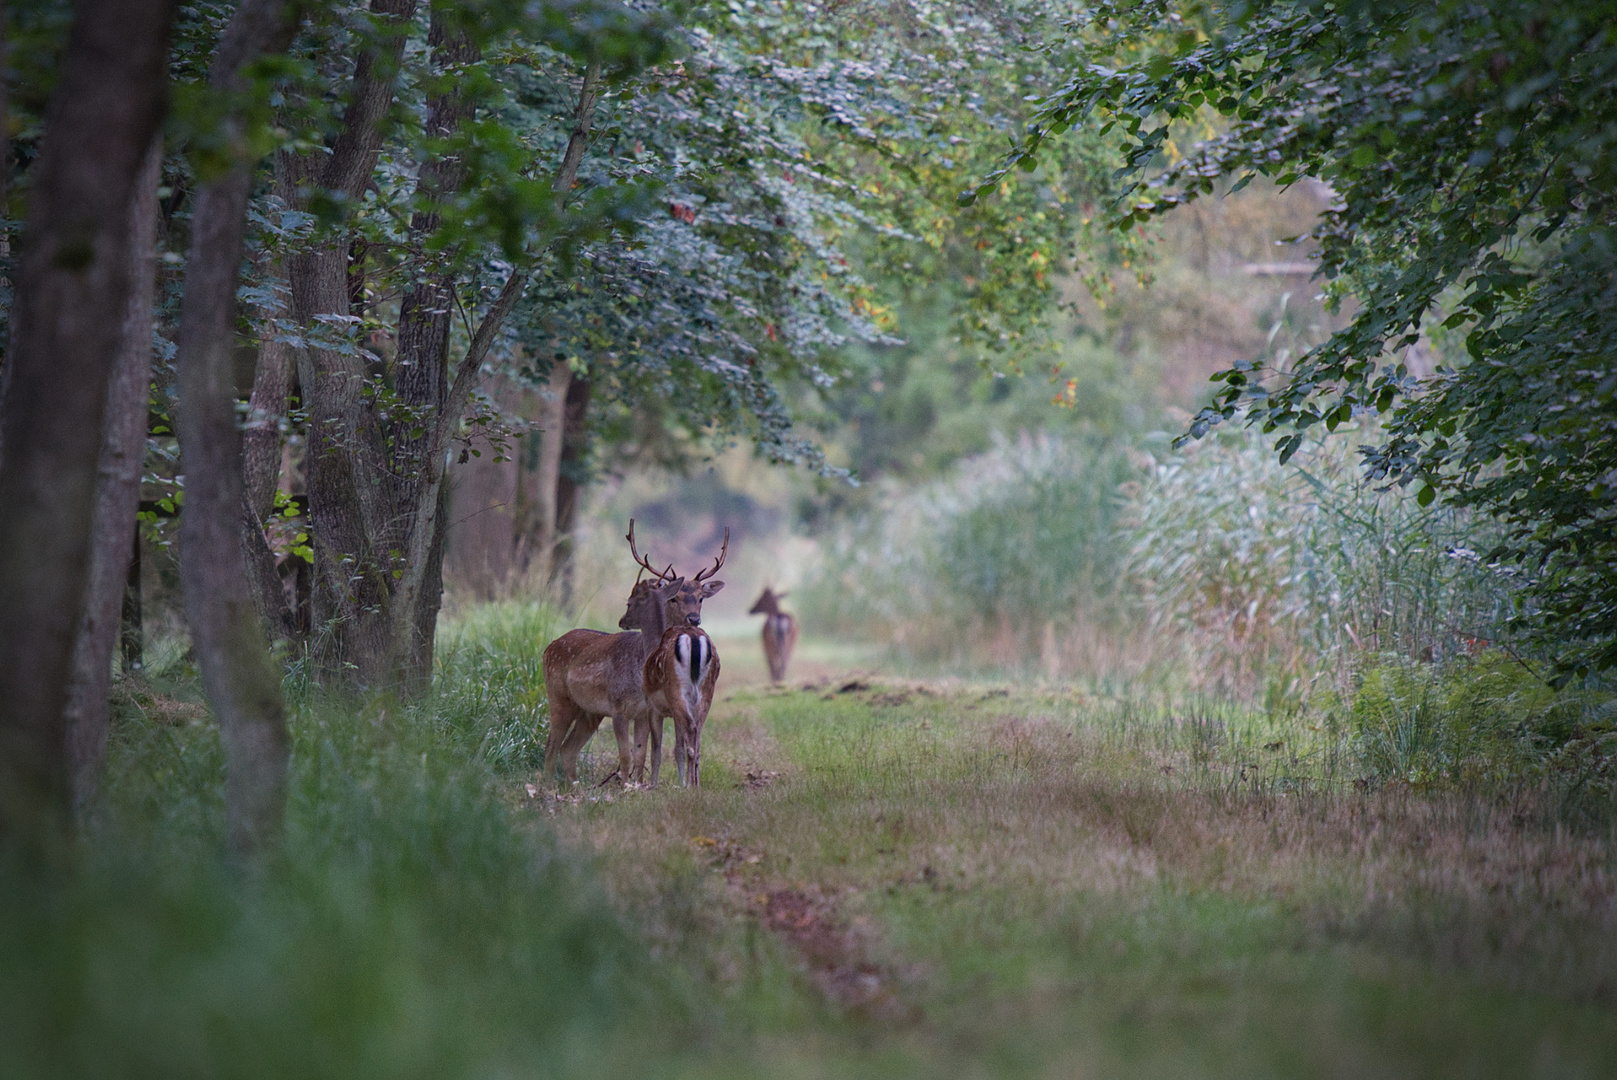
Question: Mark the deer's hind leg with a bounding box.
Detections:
[558,711,605,783]
[544,696,584,782]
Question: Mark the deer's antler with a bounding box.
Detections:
[694,527,730,583]
[626,518,676,583]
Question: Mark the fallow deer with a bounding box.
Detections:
[639,625,720,787]
[631,528,729,785]
[541,522,696,785]
[749,587,798,683]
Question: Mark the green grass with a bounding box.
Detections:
[7,605,1616,1078]
[2,603,673,1080]
[555,673,1617,1078]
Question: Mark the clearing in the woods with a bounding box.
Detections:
[536,634,1617,1078]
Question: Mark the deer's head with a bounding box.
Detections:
[749,587,786,616]
[670,529,728,626]
[617,575,684,631]
[626,520,728,628]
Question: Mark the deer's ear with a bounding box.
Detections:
[700,579,724,598]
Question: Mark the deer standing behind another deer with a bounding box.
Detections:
[540,522,728,786]
[749,587,798,683]
[541,571,682,785]
[542,522,707,784]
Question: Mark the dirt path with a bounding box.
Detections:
[536,669,1617,1078]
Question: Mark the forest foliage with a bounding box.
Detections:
[972,0,1617,675]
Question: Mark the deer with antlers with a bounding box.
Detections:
[749,587,798,683]
[630,529,727,787]
[541,522,706,785]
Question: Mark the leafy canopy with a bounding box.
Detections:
[973,0,1617,675]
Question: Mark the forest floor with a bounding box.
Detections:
[535,637,1617,1079]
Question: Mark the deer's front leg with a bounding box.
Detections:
[610,713,635,784]
[630,715,651,784]
[646,714,664,788]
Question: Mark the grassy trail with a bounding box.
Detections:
[543,640,1617,1079]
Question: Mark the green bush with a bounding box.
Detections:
[1348,650,1617,825]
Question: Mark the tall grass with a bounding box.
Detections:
[1123,424,1517,695]
[429,601,557,774]
[799,420,1614,822]
[0,602,682,1080]
[801,432,1136,670]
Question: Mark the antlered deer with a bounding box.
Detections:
[541,522,698,784]
[639,626,720,787]
[632,528,728,785]
[749,587,798,683]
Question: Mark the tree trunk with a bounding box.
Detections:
[513,360,570,581]
[240,262,296,639]
[175,0,301,859]
[63,138,162,812]
[121,532,143,674]
[381,59,603,682]
[545,65,605,607]
[0,0,175,858]
[387,15,479,694]
[285,0,417,687]
[552,372,593,605]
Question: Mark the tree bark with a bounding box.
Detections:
[240,261,296,639]
[513,360,570,580]
[382,59,603,682]
[386,15,479,694]
[121,532,143,674]
[176,0,302,859]
[63,138,162,812]
[552,372,593,605]
[285,0,417,686]
[0,0,175,857]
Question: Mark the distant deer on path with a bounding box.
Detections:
[749,587,797,683]
[541,522,702,785]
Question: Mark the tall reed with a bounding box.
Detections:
[1122,425,1516,694]
[801,432,1135,670]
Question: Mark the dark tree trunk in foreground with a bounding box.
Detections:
[176,0,302,858]
[63,139,162,811]
[0,0,175,856]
